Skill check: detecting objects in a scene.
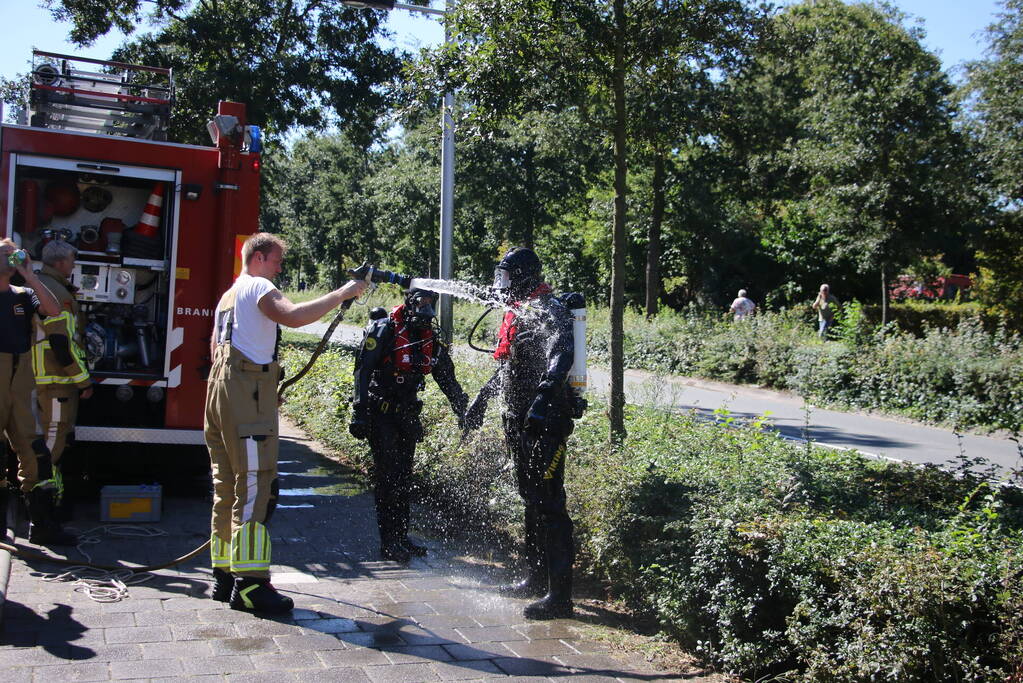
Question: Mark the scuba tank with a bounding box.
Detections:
[558,292,588,418]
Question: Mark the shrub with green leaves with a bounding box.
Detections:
[584,304,1023,432]
[279,339,1023,680]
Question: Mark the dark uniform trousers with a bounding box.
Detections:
[367,407,422,549]
[204,343,280,579]
[1,352,42,493]
[504,408,575,586]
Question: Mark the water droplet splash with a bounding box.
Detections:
[408,277,495,305]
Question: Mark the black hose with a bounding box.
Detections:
[278,298,354,400]
[468,306,497,354]
[3,298,359,573]
[0,539,210,573]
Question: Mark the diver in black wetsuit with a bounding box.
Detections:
[350,289,468,564]
[465,246,580,620]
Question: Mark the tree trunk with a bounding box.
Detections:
[523,145,536,250]
[609,0,627,442]
[880,263,887,329]
[645,150,665,317]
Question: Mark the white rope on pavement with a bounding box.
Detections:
[34,525,167,602]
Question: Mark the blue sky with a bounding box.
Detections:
[0,1,1004,91]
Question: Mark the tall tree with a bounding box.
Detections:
[411,0,761,440]
[42,0,403,144]
[626,6,759,316]
[721,0,980,311]
[963,0,1023,328]
[965,0,1023,203]
[262,133,377,287]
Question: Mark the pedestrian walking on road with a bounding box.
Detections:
[205,232,366,614]
[729,289,756,321]
[812,283,840,339]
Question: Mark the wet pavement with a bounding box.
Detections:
[0,419,705,682]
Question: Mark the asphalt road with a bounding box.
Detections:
[296,320,1021,476]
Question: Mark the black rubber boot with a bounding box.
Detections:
[524,509,574,619]
[499,506,547,598]
[401,538,428,557]
[27,488,77,547]
[0,486,9,541]
[210,568,233,602]
[229,577,294,614]
[523,572,573,620]
[380,543,412,564]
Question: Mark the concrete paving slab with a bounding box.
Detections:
[0,417,706,682]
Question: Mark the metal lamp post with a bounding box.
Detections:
[344,0,455,340]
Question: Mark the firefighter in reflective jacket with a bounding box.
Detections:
[205,233,366,614]
[464,246,579,620]
[0,238,69,546]
[349,289,468,564]
[32,241,92,519]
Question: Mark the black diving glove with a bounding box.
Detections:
[525,393,548,437]
[349,411,370,440]
[463,392,488,432]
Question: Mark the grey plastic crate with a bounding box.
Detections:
[100,484,162,522]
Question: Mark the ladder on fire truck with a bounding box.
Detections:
[26,50,174,141]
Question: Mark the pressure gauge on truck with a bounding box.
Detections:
[110,268,135,303]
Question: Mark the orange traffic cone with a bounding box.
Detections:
[136,183,164,238]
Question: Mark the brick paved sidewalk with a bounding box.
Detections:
[0,419,711,682]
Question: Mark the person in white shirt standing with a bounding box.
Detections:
[729,289,756,321]
[205,232,366,613]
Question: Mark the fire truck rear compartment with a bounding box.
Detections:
[12,157,177,429]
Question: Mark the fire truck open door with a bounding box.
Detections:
[5,153,198,444]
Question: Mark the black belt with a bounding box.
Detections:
[369,395,422,415]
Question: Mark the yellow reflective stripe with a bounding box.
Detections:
[230,522,271,572]
[238,583,260,609]
[31,343,47,377]
[211,533,231,568]
[63,367,90,384]
[35,373,87,385]
[43,310,73,327]
[33,309,90,383]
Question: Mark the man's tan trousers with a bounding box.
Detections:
[1,352,41,493]
[204,344,280,579]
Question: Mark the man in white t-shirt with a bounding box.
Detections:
[204,232,366,613]
[729,289,756,321]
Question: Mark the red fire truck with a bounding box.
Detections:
[1,51,261,471]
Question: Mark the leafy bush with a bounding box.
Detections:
[786,319,1023,432]
[584,303,1023,432]
[279,340,1023,680]
[859,301,1001,336]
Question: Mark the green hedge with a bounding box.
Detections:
[585,306,1023,433]
[288,288,1021,432]
[859,301,1002,337]
[279,341,1023,681]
